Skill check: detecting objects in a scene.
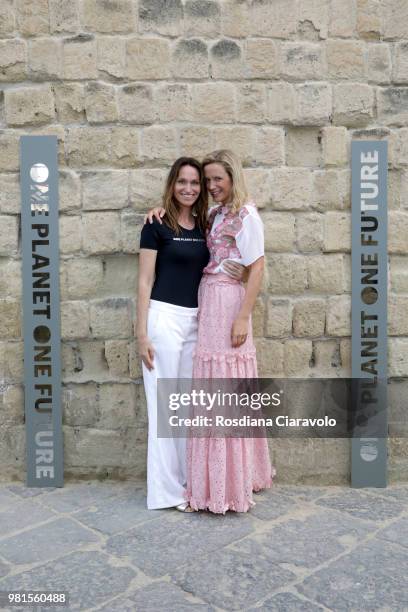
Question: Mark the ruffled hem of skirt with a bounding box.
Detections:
[193,350,257,363]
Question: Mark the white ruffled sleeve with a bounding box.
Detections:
[235,206,264,265]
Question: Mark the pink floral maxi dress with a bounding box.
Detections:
[186,203,275,513]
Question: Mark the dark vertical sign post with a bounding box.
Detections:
[351,141,387,488]
[20,136,63,487]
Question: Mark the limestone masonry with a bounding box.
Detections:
[0,0,408,483]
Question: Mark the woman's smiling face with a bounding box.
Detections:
[204,163,233,205]
[173,164,201,208]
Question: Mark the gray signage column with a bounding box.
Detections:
[351,140,387,488]
[20,136,63,487]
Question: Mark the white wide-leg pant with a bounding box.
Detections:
[142,299,198,509]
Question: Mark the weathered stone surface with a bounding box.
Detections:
[390,256,408,293]
[139,0,183,36]
[104,340,130,377]
[63,35,97,80]
[326,295,351,336]
[121,210,143,254]
[16,0,49,35]
[296,213,323,252]
[333,83,374,126]
[0,0,15,35]
[263,212,295,251]
[267,82,296,124]
[246,39,278,78]
[210,39,243,80]
[297,0,329,40]
[268,254,308,294]
[5,85,54,126]
[49,0,80,33]
[270,168,313,210]
[82,212,121,254]
[82,171,129,210]
[61,301,90,339]
[28,38,62,79]
[321,126,349,166]
[244,169,272,209]
[285,339,313,376]
[393,42,408,84]
[293,299,326,337]
[180,127,214,158]
[389,128,408,166]
[323,211,351,252]
[214,126,255,164]
[184,0,220,36]
[383,0,408,40]
[117,84,154,124]
[0,384,24,426]
[0,260,21,299]
[312,169,350,210]
[389,295,408,335]
[0,215,18,255]
[127,38,170,79]
[0,39,26,82]
[106,511,254,578]
[327,40,366,79]
[111,127,140,168]
[255,338,285,376]
[295,82,332,125]
[59,215,82,254]
[54,82,85,122]
[367,44,392,84]
[221,0,250,38]
[141,126,178,163]
[389,211,408,253]
[265,298,292,337]
[80,0,135,32]
[390,338,408,376]
[192,83,235,123]
[97,383,138,428]
[90,298,132,338]
[97,36,125,78]
[59,170,81,212]
[249,0,297,38]
[255,127,285,166]
[154,84,193,123]
[357,0,382,38]
[239,83,267,123]
[0,550,135,609]
[378,87,408,126]
[66,127,111,166]
[63,383,99,426]
[329,0,356,37]
[85,82,117,123]
[307,254,346,294]
[62,258,104,300]
[0,131,19,172]
[286,128,321,167]
[299,540,408,611]
[171,39,209,79]
[281,42,325,80]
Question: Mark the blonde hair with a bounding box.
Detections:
[201,149,248,214]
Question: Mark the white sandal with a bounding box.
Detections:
[175,501,195,513]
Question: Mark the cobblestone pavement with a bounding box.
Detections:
[0,481,407,611]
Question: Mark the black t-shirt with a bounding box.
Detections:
[140,219,210,308]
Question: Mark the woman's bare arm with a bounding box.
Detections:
[231,257,264,348]
[136,249,157,370]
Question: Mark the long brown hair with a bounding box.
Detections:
[162,157,208,234]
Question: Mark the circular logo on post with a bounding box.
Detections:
[360,442,378,462]
[30,163,49,184]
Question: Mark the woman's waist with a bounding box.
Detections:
[201,272,243,285]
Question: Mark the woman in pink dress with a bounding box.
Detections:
[186,149,273,513]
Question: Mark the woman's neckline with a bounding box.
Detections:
[178,220,195,231]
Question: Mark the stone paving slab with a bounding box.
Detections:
[376,515,408,549]
[315,489,407,522]
[229,507,376,570]
[97,581,214,611]
[250,491,299,521]
[298,539,408,611]
[271,486,328,502]
[0,499,56,536]
[6,484,56,499]
[0,488,21,509]
[74,488,164,536]
[37,482,138,514]
[172,547,297,610]
[254,591,326,611]
[0,517,100,565]
[105,511,255,578]
[0,551,136,611]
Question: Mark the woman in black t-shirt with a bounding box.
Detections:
[137,158,243,512]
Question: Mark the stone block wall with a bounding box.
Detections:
[0,0,407,483]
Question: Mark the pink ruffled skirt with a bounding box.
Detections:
[186,273,275,513]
